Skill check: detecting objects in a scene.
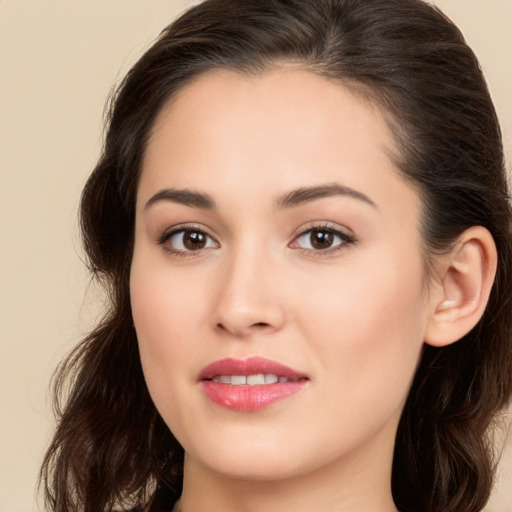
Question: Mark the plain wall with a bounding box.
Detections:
[1,1,511,511]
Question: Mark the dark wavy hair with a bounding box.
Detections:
[40,1,512,511]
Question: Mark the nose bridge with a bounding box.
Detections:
[212,236,284,337]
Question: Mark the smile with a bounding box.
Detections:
[211,374,297,385]
[199,357,308,411]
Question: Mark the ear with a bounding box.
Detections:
[424,226,497,347]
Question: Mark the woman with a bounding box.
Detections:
[40,0,512,511]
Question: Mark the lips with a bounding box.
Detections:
[199,357,308,411]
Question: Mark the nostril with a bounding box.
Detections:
[215,321,271,335]
[254,322,268,327]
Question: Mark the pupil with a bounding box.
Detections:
[311,230,333,249]
[184,231,206,250]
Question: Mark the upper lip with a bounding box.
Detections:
[198,357,308,381]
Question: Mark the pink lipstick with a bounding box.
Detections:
[199,357,308,411]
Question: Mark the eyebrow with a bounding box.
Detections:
[145,188,215,210]
[144,182,376,211]
[274,183,377,210]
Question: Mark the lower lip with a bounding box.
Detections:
[201,381,305,411]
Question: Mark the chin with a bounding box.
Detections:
[180,426,313,481]
[190,448,310,482]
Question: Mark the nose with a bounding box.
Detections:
[211,247,286,338]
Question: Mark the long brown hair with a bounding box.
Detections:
[40,1,512,511]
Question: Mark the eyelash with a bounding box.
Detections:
[290,223,356,255]
[156,224,219,257]
[156,223,355,257]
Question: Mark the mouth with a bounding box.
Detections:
[199,357,308,411]
[210,374,300,385]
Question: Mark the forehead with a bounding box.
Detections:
[147,68,397,160]
[140,68,416,218]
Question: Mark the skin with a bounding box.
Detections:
[131,69,438,512]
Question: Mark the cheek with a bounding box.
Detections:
[129,252,210,396]
[130,260,217,447]
[131,242,212,336]
[294,250,427,396]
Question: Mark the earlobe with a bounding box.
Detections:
[424,226,497,348]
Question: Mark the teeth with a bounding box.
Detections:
[211,373,289,385]
[247,374,265,385]
[231,375,247,385]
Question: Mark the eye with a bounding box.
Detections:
[158,227,218,255]
[291,226,354,253]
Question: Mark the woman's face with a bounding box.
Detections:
[131,69,432,482]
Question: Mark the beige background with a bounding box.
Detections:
[1,1,511,511]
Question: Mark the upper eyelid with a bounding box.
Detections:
[157,224,219,246]
[156,227,220,258]
[289,223,356,251]
[159,223,214,236]
[291,221,354,239]
[293,228,353,242]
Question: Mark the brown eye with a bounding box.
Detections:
[310,230,334,250]
[162,228,218,254]
[292,226,354,253]
[183,231,207,250]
